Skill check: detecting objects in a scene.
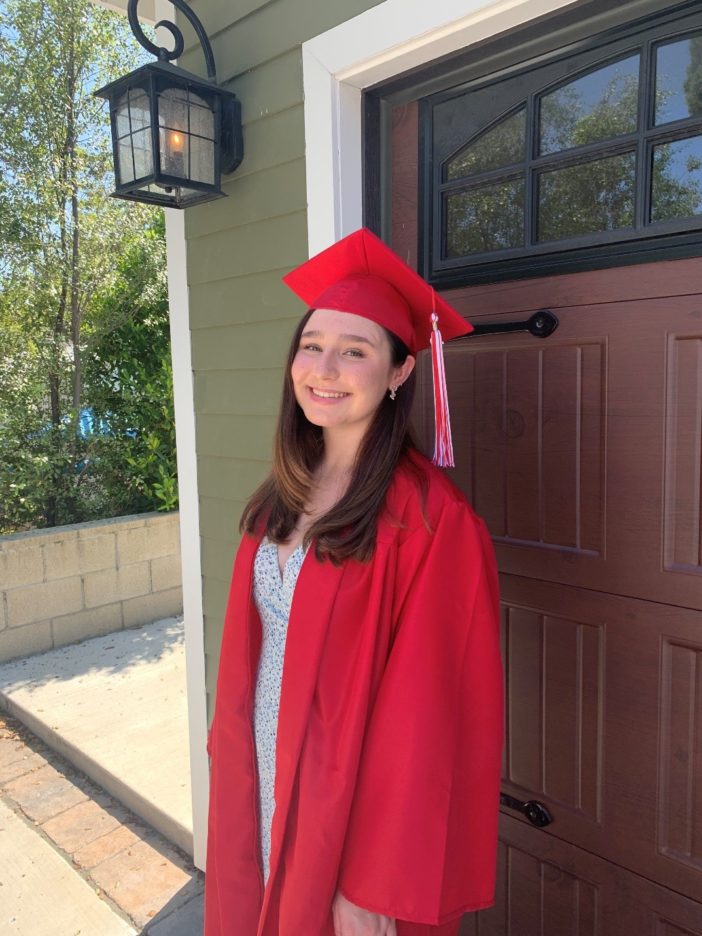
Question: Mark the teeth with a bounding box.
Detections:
[312,388,348,399]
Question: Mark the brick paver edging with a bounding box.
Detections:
[0,712,203,932]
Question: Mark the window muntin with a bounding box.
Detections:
[428,8,702,281]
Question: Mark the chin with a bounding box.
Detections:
[299,407,335,428]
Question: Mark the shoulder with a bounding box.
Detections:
[379,447,482,544]
[390,446,473,514]
[379,451,497,612]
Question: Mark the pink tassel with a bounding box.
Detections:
[430,309,454,468]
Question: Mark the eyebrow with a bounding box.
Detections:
[301,329,376,347]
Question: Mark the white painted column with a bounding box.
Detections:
[154,0,208,870]
[164,210,208,870]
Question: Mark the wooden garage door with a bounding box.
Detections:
[384,47,702,936]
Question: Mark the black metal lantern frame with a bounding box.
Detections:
[96,0,243,209]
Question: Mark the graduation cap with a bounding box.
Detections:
[282,227,472,468]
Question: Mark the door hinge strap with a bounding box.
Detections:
[500,793,554,827]
[470,310,559,339]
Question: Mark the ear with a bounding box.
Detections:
[393,354,416,387]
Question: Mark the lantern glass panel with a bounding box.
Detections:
[118,139,135,183]
[114,87,153,185]
[158,87,189,133]
[190,138,216,184]
[125,88,151,133]
[157,87,215,184]
[132,128,154,178]
[116,98,131,138]
[190,98,215,139]
[161,126,189,179]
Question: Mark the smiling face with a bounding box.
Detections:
[291,308,414,443]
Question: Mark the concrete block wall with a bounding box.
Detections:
[0,512,182,663]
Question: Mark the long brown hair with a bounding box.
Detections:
[240,309,421,563]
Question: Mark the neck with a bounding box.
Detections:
[319,424,366,478]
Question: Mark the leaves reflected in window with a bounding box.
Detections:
[651,134,702,222]
[655,33,702,125]
[539,55,640,155]
[446,178,525,256]
[446,109,526,181]
[538,153,636,242]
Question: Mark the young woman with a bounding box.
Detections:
[204,228,503,936]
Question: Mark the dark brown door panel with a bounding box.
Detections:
[412,297,702,610]
[459,815,702,936]
[499,575,702,903]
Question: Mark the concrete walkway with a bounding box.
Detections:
[0,618,203,935]
[0,617,193,855]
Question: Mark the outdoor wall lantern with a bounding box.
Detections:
[95,0,243,209]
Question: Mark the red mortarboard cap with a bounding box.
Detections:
[282,227,472,355]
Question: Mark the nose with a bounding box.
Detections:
[314,349,339,380]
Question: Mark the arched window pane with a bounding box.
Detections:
[539,55,640,155]
[651,134,702,222]
[446,109,526,180]
[446,177,525,256]
[655,34,702,126]
[537,152,636,242]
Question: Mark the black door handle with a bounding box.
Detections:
[470,309,559,339]
[500,793,553,828]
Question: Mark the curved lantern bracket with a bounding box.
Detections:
[127,0,217,81]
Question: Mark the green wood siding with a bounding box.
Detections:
[181,0,385,716]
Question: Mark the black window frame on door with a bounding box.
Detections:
[427,2,702,286]
[363,0,702,287]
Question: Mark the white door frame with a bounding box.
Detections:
[301,0,585,257]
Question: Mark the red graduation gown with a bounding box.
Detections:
[205,449,503,936]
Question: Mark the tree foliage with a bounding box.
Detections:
[83,213,177,517]
[0,0,176,534]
